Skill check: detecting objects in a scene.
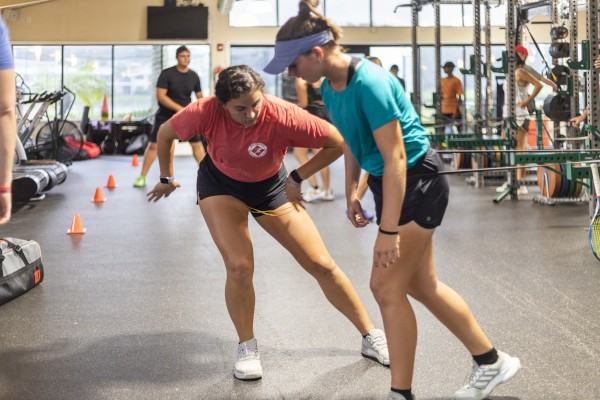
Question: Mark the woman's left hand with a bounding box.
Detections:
[373,233,400,268]
[147,182,180,202]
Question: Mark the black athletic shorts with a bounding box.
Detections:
[197,155,289,218]
[150,113,202,143]
[368,148,449,229]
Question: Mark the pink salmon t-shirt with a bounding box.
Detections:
[170,94,330,182]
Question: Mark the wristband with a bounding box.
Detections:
[0,185,11,193]
[290,169,303,184]
[378,227,398,235]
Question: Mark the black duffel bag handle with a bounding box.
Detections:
[0,238,30,277]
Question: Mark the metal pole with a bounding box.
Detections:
[473,0,482,135]
[485,1,493,137]
[412,0,421,116]
[569,0,580,139]
[587,0,599,147]
[506,0,518,198]
[435,0,441,129]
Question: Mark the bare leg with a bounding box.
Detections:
[408,241,493,355]
[200,195,255,342]
[516,128,526,181]
[373,222,493,389]
[319,165,331,191]
[139,142,157,178]
[257,204,374,335]
[357,172,370,201]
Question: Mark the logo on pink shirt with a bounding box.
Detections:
[248,143,268,158]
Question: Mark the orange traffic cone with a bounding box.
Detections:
[106,174,117,189]
[101,94,109,120]
[132,154,139,167]
[67,213,86,234]
[91,186,106,203]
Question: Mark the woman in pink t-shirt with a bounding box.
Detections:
[147,65,389,381]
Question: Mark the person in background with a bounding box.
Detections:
[440,61,463,134]
[497,46,544,196]
[293,76,334,202]
[147,65,389,382]
[265,1,521,399]
[134,45,205,188]
[569,55,600,126]
[0,19,16,225]
[389,64,406,90]
[514,45,558,92]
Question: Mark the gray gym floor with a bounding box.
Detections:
[0,154,598,400]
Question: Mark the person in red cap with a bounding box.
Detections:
[514,45,558,92]
[497,45,546,195]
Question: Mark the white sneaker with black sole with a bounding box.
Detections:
[361,328,390,366]
[453,350,521,399]
[234,338,262,380]
[385,391,416,400]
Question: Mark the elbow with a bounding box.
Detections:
[334,146,344,158]
[0,102,15,118]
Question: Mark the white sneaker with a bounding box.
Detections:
[361,328,390,366]
[495,181,509,193]
[453,350,521,400]
[321,188,335,201]
[385,392,416,400]
[234,338,262,380]
[303,188,324,203]
[517,186,528,195]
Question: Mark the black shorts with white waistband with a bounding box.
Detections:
[368,148,449,229]
[197,155,289,218]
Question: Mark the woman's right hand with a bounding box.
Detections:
[285,176,304,204]
[147,182,181,202]
[569,115,585,127]
[346,198,370,228]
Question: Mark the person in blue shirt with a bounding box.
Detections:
[0,19,16,225]
[264,1,521,399]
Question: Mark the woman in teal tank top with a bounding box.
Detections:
[264,2,522,400]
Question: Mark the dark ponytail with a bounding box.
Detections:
[277,0,343,43]
[215,65,265,104]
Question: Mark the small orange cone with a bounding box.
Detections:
[67,213,86,234]
[132,154,139,167]
[91,186,106,203]
[101,94,109,120]
[106,174,117,189]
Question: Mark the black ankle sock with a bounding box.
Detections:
[391,388,412,400]
[473,347,498,366]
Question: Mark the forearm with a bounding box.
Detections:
[295,146,342,180]
[0,111,16,187]
[380,156,406,231]
[158,96,184,113]
[156,127,175,178]
[541,76,558,90]
[343,145,362,200]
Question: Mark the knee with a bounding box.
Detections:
[225,258,254,284]
[304,255,337,281]
[370,279,406,308]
